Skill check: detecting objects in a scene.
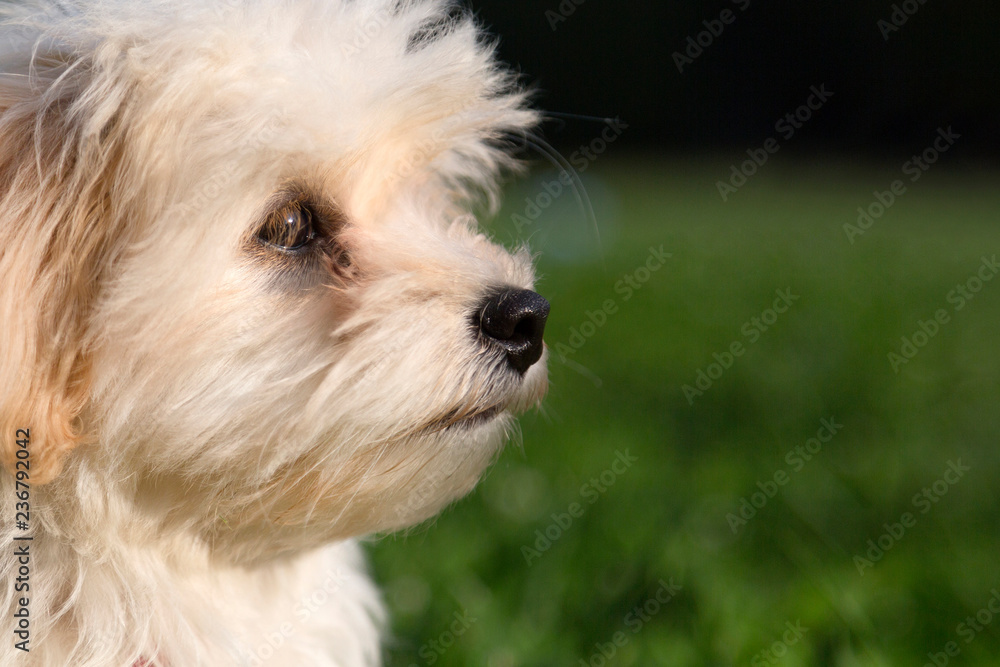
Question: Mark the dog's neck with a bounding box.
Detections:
[1,460,384,665]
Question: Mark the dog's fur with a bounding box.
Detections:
[0,1,544,664]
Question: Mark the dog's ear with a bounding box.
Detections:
[0,51,128,484]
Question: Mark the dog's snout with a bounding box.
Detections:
[477,288,550,374]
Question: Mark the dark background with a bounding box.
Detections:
[472,0,1000,159]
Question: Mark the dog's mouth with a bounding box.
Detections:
[419,404,506,434]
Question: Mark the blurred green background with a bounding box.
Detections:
[368,1,1000,662]
[368,158,1000,666]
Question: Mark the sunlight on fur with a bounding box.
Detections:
[0,1,547,664]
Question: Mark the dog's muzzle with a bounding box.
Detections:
[476,287,550,374]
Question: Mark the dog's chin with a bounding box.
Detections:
[203,357,547,565]
[367,359,548,519]
[375,364,548,529]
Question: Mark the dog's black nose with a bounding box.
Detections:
[477,288,550,374]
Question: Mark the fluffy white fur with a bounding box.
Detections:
[0,1,545,664]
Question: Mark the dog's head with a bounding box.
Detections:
[0,0,545,562]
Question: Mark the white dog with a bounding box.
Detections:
[0,1,547,664]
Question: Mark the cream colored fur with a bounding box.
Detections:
[0,1,544,664]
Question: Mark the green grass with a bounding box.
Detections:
[369,158,1000,666]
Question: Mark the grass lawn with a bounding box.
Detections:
[369,157,1000,666]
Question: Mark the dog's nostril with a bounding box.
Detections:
[477,288,550,374]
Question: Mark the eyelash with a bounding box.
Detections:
[256,201,317,252]
[251,191,353,277]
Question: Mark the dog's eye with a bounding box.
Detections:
[256,203,316,251]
